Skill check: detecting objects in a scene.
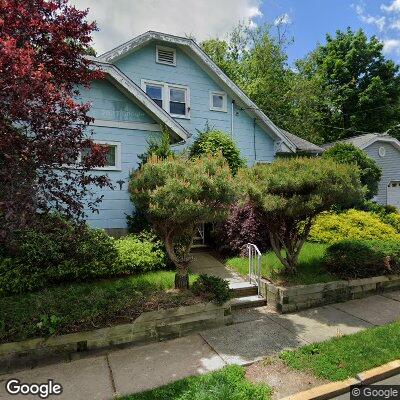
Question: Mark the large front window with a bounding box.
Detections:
[142,79,190,119]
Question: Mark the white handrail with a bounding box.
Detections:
[246,243,262,297]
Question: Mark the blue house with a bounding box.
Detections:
[80,31,300,235]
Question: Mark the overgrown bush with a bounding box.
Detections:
[0,219,117,296]
[113,232,167,274]
[0,218,168,296]
[212,201,270,256]
[189,128,245,174]
[191,274,231,305]
[309,210,400,244]
[323,239,400,279]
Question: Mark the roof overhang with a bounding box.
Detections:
[89,59,189,143]
[96,31,297,152]
[362,136,400,152]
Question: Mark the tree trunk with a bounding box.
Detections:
[164,231,192,290]
[175,268,189,289]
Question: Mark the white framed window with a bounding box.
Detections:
[81,140,122,171]
[379,146,386,157]
[210,91,227,112]
[156,45,176,66]
[142,79,190,119]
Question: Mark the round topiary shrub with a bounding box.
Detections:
[189,129,245,174]
[309,210,400,244]
[191,274,231,305]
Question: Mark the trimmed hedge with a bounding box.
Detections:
[309,209,400,244]
[323,239,400,279]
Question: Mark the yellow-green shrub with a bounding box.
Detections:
[382,213,400,234]
[309,210,400,244]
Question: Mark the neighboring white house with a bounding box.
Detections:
[323,133,400,208]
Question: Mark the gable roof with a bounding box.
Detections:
[88,58,189,143]
[278,129,324,154]
[322,133,400,152]
[95,31,297,152]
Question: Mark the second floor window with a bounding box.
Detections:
[142,79,190,119]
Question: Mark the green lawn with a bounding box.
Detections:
[120,365,271,400]
[226,242,333,286]
[281,321,400,381]
[0,271,197,343]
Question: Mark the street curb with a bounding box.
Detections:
[279,359,400,400]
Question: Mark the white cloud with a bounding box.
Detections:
[70,0,262,54]
[381,0,400,13]
[274,13,292,26]
[383,38,400,54]
[355,3,386,30]
[390,19,400,29]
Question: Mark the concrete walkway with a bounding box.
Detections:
[189,251,245,284]
[1,291,399,400]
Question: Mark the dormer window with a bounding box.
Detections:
[156,45,176,66]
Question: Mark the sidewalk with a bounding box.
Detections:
[1,290,399,400]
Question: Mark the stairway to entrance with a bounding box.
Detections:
[189,250,266,309]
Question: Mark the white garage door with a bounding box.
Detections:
[387,181,400,208]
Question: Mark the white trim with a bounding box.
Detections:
[209,91,227,112]
[96,31,296,152]
[89,140,122,171]
[362,136,400,152]
[155,45,176,66]
[91,61,188,142]
[92,119,161,132]
[141,78,190,119]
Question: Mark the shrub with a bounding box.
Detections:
[309,210,400,244]
[323,143,382,199]
[113,233,167,274]
[323,239,400,279]
[382,213,400,234]
[239,157,363,274]
[189,129,245,174]
[212,201,270,256]
[0,220,117,296]
[191,274,231,305]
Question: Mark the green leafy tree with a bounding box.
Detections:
[130,154,236,289]
[323,143,382,199]
[239,158,364,274]
[189,128,245,174]
[201,24,329,144]
[299,28,400,142]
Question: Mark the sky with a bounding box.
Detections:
[71,0,400,65]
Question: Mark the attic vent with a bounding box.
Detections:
[156,45,176,66]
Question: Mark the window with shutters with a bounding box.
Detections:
[156,45,176,66]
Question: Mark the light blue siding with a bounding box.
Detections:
[364,141,400,205]
[80,42,277,231]
[115,43,276,164]
[79,80,161,230]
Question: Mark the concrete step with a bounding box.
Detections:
[229,282,258,298]
[231,295,267,310]
[191,244,211,252]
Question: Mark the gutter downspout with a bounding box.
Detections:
[231,100,235,138]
